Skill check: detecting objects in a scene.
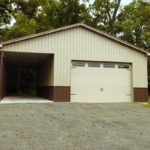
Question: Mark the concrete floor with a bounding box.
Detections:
[0,103,150,150]
[1,96,52,104]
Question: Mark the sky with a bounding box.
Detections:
[83,0,133,5]
[9,0,133,27]
[121,0,132,5]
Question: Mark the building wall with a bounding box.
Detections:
[0,52,6,100]
[36,55,56,100]
[37,55,54,86]
[2,27,148,88]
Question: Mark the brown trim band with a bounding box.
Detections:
[134,88,148,102]
[37,86,148,103]
[36,86,70,102]
[0,52,6,100]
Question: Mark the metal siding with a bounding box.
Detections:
[37,55,54,86]
[2,27,147,87]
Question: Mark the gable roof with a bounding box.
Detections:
[1,23,149,55]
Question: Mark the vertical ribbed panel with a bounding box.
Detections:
[2,27,148,88]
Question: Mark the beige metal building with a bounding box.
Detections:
[0,23,149,102]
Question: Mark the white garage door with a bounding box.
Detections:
[71,61,131,103]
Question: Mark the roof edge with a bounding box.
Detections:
[1,23,149,55]
[80,24,148,55]
[1,23,84,46]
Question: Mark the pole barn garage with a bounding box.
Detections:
[0,23,149,102]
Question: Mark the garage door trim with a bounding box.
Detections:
[71,60,133,103]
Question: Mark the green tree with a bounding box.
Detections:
[58,0,88,25]
[35,12,54,33]
[1,0,92,41]
[141,1,150,48]
[117,0,150,49]
[41,0,60,28]
[42,0,91,28]
[0,0,13,27]
[13,0,42,19]
[92,0,121,35]
[2,13,37,41]
[0,0,13,41]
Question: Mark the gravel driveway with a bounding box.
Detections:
[0,103,150,150]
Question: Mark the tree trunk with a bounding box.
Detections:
[109,0,121,35]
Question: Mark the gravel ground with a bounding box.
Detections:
[0,103,150,150]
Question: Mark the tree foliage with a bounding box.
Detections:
[13,0,42,19]
[92,0,121,35]
[0,0,13,26]
[141,1,150,48]
[117,0,150,49]
[2,13,37,41]
[41,0,91,28]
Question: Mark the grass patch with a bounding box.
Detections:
[142,97,150,108]
[142,103,150,108]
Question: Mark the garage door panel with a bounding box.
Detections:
[72,68,130,85]
[71,62,131,103]
[71,85,131,102]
